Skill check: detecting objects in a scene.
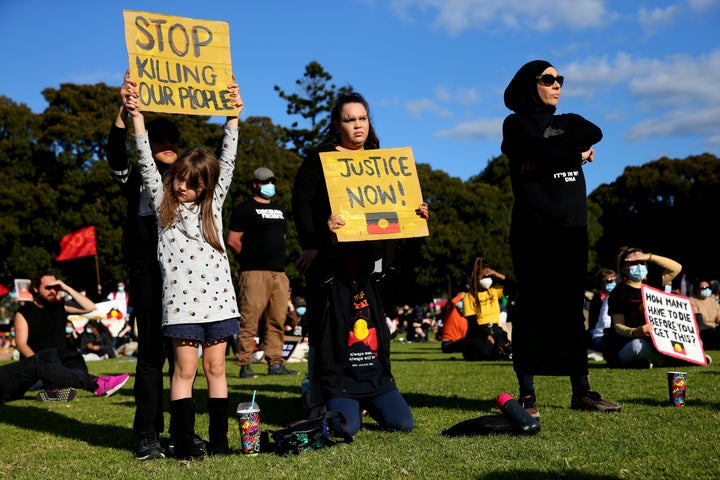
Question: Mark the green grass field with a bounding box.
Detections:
[1,342,718,479]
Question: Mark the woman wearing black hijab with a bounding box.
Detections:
[501,60,620,414]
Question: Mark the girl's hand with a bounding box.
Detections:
[121,70,141,117]
[121,70,137,102]
[328,214,345,231]
[228,75,244,114]
[416,202,429,219]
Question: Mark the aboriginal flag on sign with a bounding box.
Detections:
[671,341,686,355]
[365,212,400,235]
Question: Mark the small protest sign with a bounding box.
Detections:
[123,10,234,116]
[642,284,706,365]
[319,147,429,242]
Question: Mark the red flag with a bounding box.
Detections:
[56,226,97,261]
[0,284,9,297]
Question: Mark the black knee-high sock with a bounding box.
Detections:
[207,397,230,455]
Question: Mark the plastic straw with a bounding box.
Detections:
[251,389,256,408]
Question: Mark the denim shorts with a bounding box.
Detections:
[163,318,239,344]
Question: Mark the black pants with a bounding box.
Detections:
[510,222,589,376]
[132,305,173,437]
[0,348,95,403]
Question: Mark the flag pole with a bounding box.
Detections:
[95,254,101,296]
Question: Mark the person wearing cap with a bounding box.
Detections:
[227,167,297,378]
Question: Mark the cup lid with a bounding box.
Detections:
[236,402,260,413]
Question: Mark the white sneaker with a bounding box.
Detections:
[587,350,604,362]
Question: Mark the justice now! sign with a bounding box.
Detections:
[320,147,429,242]
[123,10,234,116]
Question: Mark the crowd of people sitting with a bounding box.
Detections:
[3,251,717,378]
[425,250,717,370]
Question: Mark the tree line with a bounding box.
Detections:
[1,61,719,310]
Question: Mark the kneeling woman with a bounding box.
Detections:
[293,92,427,436]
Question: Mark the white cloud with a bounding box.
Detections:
[637,5,680,35]
[563,50,720,105]
[626,107,720,141]
[387,0,608,34]
[404,86,480,119]
[563,51,720,142]
[435,118,503,140]
[405,98,453,118]
[688,0,720,12]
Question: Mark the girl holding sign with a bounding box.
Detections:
[293,91,428,437]
[124,77,244,459]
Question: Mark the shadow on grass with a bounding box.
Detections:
[0,404,135,451]
[402,390,496,411]
[475,471,620,480]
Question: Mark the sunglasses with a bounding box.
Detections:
[605,279,616,284]
[536,74,564,87]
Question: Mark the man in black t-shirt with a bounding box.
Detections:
[14,270,95,360]
[227,167,297,378]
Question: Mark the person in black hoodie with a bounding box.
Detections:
[501,60,620,416]
[292,91,428,436]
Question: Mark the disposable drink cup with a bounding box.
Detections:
[237,401,261,455]
[667,371,687,407]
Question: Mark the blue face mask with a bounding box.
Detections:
[259,184,276,199]
[456,301,463,311]
[85,327,93,334]
[65,327,73,334]
[605,281,616,293]
[628,265,648,282]
[701,287,712,298]
[296,306,307,316]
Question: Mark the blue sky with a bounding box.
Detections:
[2,0,718,192]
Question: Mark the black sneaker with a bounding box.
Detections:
[570,390,621,412]
[136,434,165,461]
[167,434,206,458]
[519,395,539,418]
[36,387,76,403]
[206,439,233,457]
[268,364,299,376]
[239,365,257,379]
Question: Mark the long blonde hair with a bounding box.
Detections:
[159,147,224,252]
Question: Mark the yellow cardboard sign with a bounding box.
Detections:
[320,147,429,242]
[123,10,233,116]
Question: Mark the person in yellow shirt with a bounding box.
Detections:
[461,258,512,360]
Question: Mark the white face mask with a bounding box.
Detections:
[479,277,493,290]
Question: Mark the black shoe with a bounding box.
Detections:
[519,395,539,418]
[571,390,621,412]
[167,434,206,458]
[207,440,233,457]
[239,365,257,379]
[136,434,165,461]
[36,387,76,403]
[268,364,299,376]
